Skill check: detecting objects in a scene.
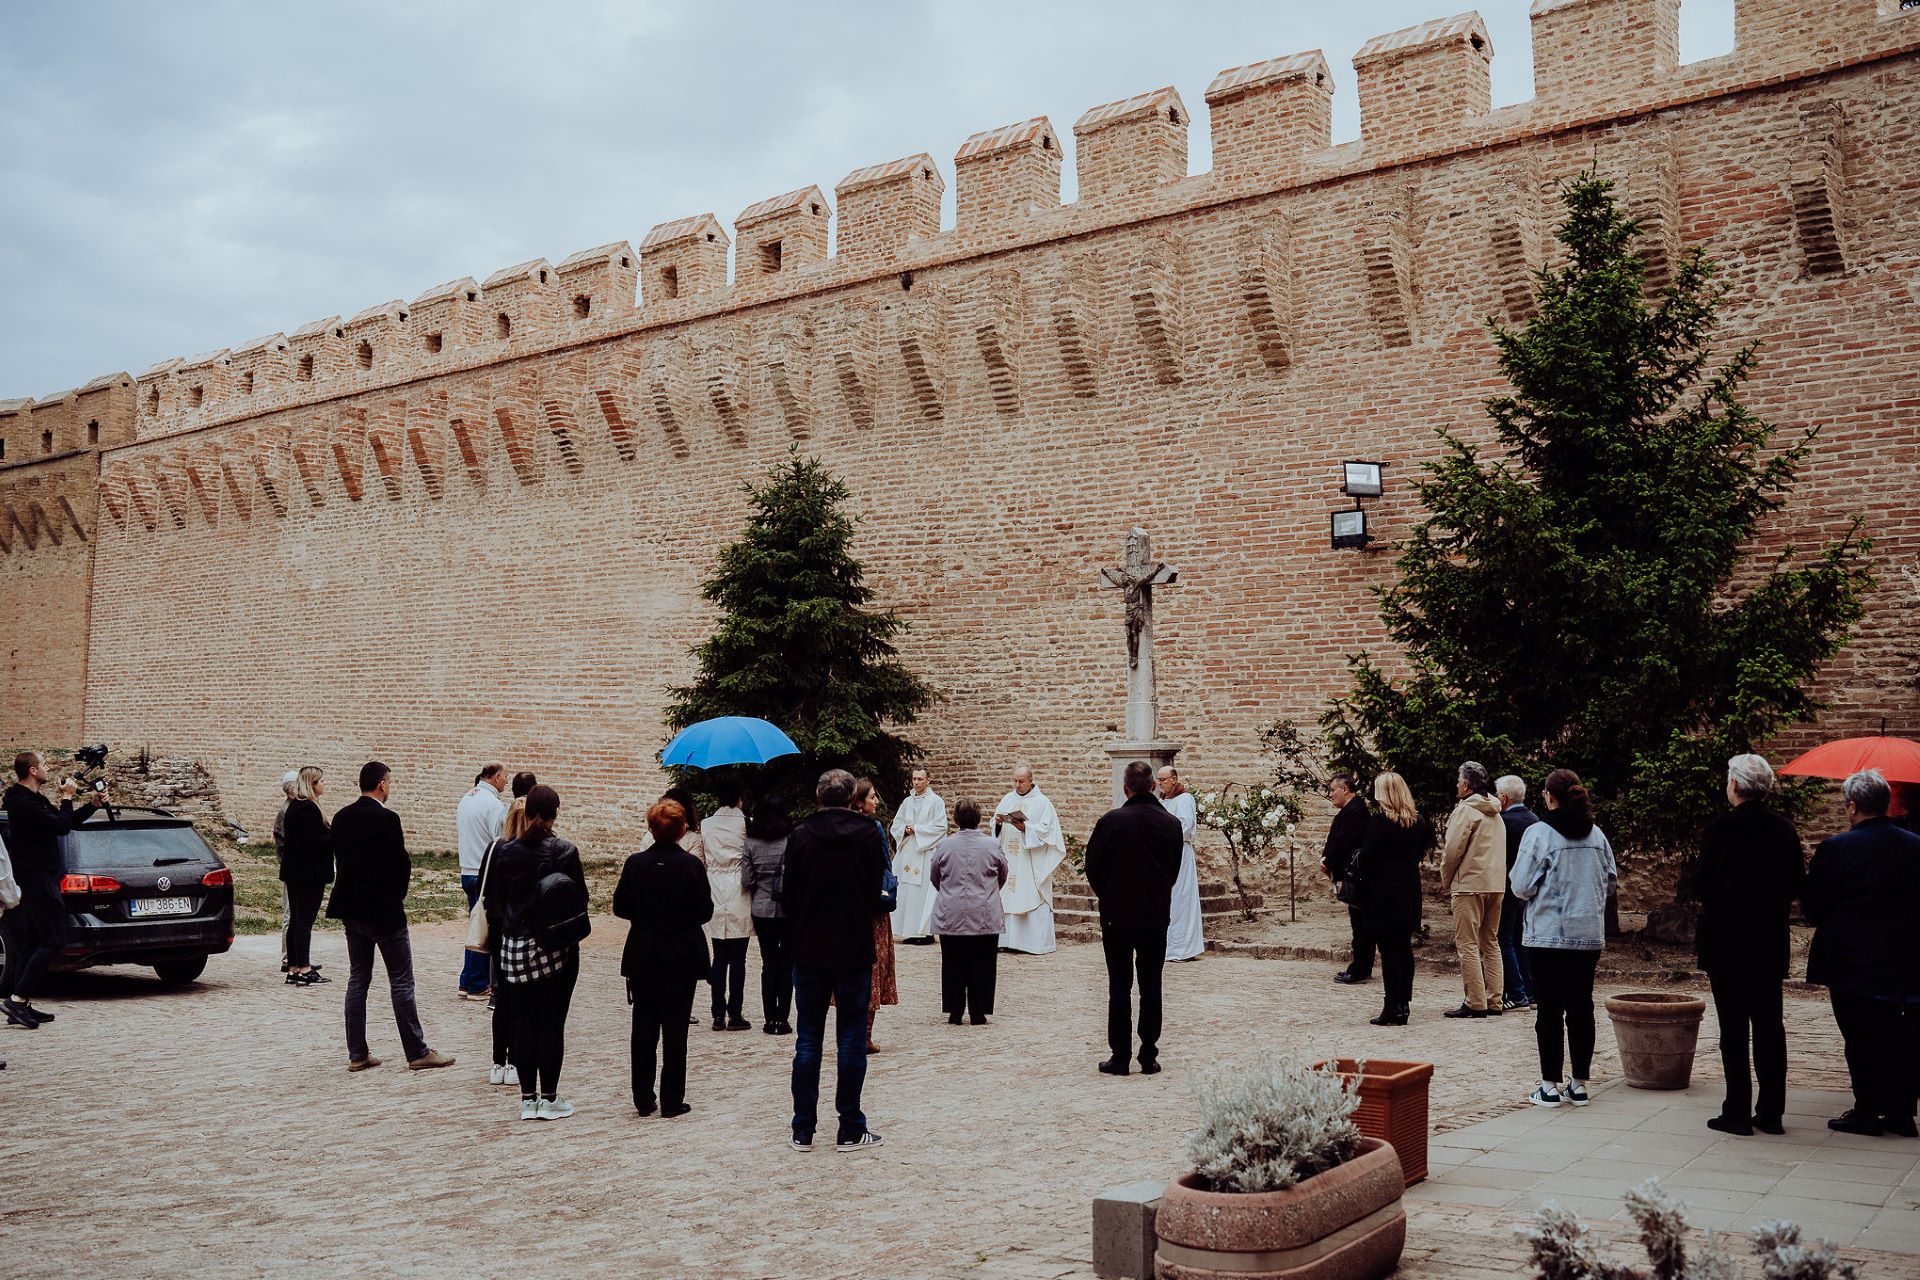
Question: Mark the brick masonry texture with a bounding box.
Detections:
[0,1,1917,851]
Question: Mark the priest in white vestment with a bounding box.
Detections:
[993,764,1067,955]
[889,766,947,942]
[1157,765,1205,961]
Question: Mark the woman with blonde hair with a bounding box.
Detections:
[478,779,533,1085]
[280,766,333,986]
[1350,771,1433,1026]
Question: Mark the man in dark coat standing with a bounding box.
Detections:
[782,768,888,1152]
[2,751,102,1028]
[1320,773,1373,984]
[1085,760,1183,1076]
[1495,776,1540,1011]
[1804,769,1920,1136]
[1694,754,1804,1136]
[326,761,452,1072]
[613,797,714,1118]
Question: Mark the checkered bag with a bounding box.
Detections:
[497,932,569,986]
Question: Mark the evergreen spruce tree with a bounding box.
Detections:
[664,448,937,804]
[1321,171,1870,864]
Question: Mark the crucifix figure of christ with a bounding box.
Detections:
[1100,527,1179,743]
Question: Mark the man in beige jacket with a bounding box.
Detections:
[1440,761,1506,1018]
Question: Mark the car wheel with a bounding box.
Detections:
[153,957,207,987]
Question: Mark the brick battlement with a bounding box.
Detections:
[2,0,1917,850]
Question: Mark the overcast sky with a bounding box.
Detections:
[0,1,1740,398]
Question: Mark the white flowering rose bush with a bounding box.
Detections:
[1199,783,1306,921]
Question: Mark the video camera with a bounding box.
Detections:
[69,743,110,795]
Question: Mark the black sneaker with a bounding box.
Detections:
[1,999,40,1030]
[726,1017,752,1031]
[790,1133,814,1151]
[835,1131,885,1152]
[1442,1004,1487,1019]
[1502,995,1531,1011]
[1828,1109,1884,1136]
[1138,1059,1163,1075]
[1097,1057,1131,1076]
[1333,970,1364,985]
[21,1004,53,1024]
[1707,1114,1753,1136]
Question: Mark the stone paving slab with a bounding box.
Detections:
[0,920,1911,1279]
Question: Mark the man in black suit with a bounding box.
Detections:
[1085,760,1183,1076]
[1804,769,1920,1136]
[782,768,889,1152]
[326,761,452,1072]
[1320,773,1373,984]
[2,751,103,1028]
[613,797,714,1118]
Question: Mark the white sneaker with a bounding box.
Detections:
[537,1097,575,1121]
[1563,1080,1590,1106]
[1529,1083,1563,1107]
[489,1064,505,1086]
[502,1063,519,1086]
[518,1097,540,1121]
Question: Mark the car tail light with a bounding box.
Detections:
[61,874,123,894]
[201,868,233,888]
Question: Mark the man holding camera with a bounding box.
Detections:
[3,751,105,1028]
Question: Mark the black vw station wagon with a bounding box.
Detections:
[0,807,235,989]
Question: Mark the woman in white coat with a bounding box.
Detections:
[699,786,755,1030]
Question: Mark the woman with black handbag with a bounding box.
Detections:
[493,784,589,1121]
[1352,771,1433,1027]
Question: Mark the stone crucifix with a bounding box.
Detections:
[1100,528,1178,743]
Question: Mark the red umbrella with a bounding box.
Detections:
[1778,735,1920,784]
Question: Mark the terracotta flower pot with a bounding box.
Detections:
[1312,1059,1433,1185]
[1153,1136,1407,1280]
[1605,991,1707,1089]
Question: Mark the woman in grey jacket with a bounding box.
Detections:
[929,799,1008,1025]
[740,794,793,1035]
[1510,768,1617,1108]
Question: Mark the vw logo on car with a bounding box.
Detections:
[156,875,171,893]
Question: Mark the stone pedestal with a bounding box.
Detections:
[1104,740,1181,806]
[1092,1179,1164,1279]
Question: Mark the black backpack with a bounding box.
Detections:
[532,869,591,950]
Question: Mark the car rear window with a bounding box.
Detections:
[67,825,217,871]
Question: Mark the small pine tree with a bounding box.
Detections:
[1321,170,1871,863]
[663,448,937,805]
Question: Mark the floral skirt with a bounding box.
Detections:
[830,913,898,1008]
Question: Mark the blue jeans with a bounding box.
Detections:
[459,875,490,993]
[1498,896,1532,1003]
[790,963,872,1142]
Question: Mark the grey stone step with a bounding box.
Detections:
[1055,890,1261,915]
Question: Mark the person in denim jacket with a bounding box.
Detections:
[1510,768,1617,1108]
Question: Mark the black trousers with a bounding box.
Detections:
[939,934,998,1020]
[1345,903,1376,977]
[709,936,749,1021]
[753,916,792,1025]
[489,954,513,1067]
[283,884,324,969]
[509,959,579,1099]
[10,877,67,1001]
[1527,947,1599,1083]
[1373,928,1415,1010]
[1708,967,1787,1123]
[1102,925,1167,1064]
[1830,989,1908,1118]
[631,976,697,1111]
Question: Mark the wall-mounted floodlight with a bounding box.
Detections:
[1342,460,1385,498]
[1330,508,1371,550]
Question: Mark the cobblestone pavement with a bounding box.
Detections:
[0,922,1907,1279]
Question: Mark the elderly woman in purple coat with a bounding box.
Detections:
[929,799,1009,1026]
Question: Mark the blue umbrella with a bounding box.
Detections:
[661,716,801,769]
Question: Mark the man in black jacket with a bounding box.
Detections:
[326,761,452,1072]
[1804,769,1920,1136]
[2,751,102,1028]
[1085,760,1183,1076]
[1320,774,1373,984]
[782,768,888,1152]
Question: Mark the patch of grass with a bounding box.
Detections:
[200,825,627,936]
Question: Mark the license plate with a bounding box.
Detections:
[129,897,193,917]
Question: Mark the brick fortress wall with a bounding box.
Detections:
[2,1,1917,856]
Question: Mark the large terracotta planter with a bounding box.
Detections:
[1153,1136,1406,1280]
[1606,991,1707,1089]
[1312,1059,1433,1185]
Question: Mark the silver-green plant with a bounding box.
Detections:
[1519,1180,1857,1280]
[1185,1051,1361,1193]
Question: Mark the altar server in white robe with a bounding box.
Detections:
[889,767,947,942]
[994,764,1067,955]
[1157,766,1205,961]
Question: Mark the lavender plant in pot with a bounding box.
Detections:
[1154,1051,1407,1280]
